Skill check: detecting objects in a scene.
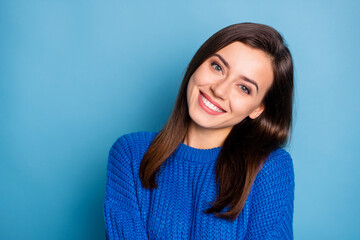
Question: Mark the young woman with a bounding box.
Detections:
[104,22,294,239]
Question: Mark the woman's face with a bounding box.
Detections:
[186,41,273,132]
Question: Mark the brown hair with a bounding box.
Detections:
[139,22,294,221]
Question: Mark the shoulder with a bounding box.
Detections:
[109,131,159,162]
[105,131,158,204]
[106,131,159,185]
[246,148,295,239]
[111,131,158,151]
[260,148,294,178]
[252,148,295,199]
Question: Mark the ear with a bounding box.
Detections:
[249,105,265,119]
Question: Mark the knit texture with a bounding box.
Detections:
[104,131,294,240]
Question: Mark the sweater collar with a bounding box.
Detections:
[173,142,222,164]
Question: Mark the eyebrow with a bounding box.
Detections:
[210,53,259,93]
[212,53,230,69]
[240,75,259,93]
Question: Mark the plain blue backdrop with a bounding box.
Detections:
[1,0,359,239]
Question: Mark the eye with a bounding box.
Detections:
[238,85,251,95]
[211,62,222,73]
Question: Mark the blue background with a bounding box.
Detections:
[1,0,359,239]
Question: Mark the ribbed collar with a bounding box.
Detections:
[173,142,222,164]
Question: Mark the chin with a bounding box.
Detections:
[189,117,225,130]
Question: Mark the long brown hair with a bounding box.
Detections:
[139,22,294,221]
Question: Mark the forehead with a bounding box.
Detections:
[214,41,274,93]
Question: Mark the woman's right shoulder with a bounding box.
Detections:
[109,131,159,158]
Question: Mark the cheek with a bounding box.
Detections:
[191,67,212,86]
[187,78,195,96]
[230,97,261,117]
[186,78,197,105]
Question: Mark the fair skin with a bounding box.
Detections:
[184,42,274,149]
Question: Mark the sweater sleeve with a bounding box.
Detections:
[103,136,148,240]
[244,149,295,240]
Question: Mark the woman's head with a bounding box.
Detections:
[175,22,294,145]
[186,41,274,137]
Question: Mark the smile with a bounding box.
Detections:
[198,91,226,115]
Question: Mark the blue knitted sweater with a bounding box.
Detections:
[103,131,294,239]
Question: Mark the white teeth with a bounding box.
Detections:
[201,94,225,112]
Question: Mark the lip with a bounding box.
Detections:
[201,91,226,111]
[198,91,226,115]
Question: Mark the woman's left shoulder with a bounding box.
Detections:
[250,148,295,205]
[261,148,294,175]
[253,148,294,190]
[247,153,295,239]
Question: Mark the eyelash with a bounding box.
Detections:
[238,85,251,95]
[211,61,223,73]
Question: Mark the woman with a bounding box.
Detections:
[104,22,294,239]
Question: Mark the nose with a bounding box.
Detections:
[210,77,231,100]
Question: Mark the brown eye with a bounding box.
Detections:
[211,62,222,73]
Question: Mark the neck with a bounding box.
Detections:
[183,122,232,149]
